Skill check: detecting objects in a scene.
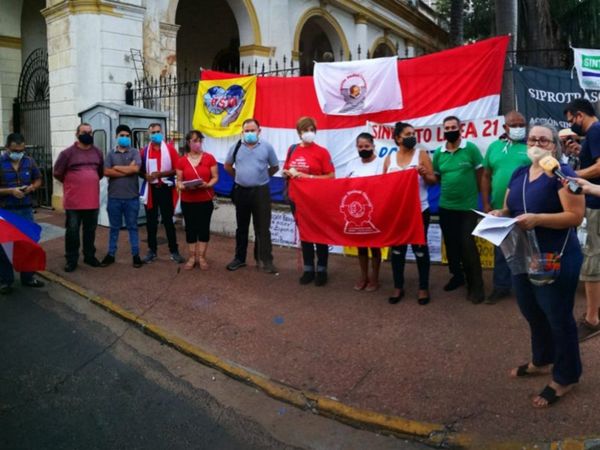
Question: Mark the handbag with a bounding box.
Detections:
[521,173,569,286]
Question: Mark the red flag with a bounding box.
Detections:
[289,170,425,247]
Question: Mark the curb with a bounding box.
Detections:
[40,270,600,449]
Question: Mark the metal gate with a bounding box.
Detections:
[13,48,52,207]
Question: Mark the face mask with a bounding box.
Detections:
[444,130,461,143]
[402,136,417,149]
[527,146,552,163]
[78,133,93,145]
[190,141,202,153]
[9,152,24,162]
[117,136,131,148]
[358,149,374,159]
[243,132,258,144]
[150,133,163,144]
[508,127,526,141]
[301,131,316,144]
[570,121,585,136]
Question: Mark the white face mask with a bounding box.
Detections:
[301,131,316,144]
[527,146,552,163]
[508,126,526,141]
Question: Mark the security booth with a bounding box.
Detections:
[78,102,168,227]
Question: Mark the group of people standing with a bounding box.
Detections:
[2,98,600,410]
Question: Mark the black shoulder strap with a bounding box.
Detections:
[284,144,298,166]
[232,140,243,164]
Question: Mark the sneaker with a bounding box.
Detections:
[100,254,115,267]
[64,262,77,272]
[484,288,511,305]
[299,271,315,285]
[261,262,279,274]
[315,272,328,287]
[21,279,44,288]
[132,255,143,268]
[83,257,102,267]
[468,292,485,304]
[0,284,12,295]
[443,276,465,291]
[143,251,157,264]
[577,318,600,342]
[226,259,247,271]
[170,252,185,264]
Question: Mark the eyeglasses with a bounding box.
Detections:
[150,130,161,135]
[527,137,554,148]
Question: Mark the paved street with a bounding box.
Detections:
[0,281,426,450]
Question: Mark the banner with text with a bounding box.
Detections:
[513,65,600,130]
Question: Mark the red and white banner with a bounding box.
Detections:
[202,36,509,176]
[313,56,402,115]
[288,170,425,247]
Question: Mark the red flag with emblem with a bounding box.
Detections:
[288,170,425,247]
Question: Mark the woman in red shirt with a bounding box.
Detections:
[176,130,218,270]
[283,116,335,286]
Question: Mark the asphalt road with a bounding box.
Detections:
[0,281,428,450]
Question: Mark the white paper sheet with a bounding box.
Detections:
[471,210,518,246]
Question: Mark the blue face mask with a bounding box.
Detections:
[150,133,163,144]
[243,132,258,144]
[117,136,131,148]
[9,152,24,162]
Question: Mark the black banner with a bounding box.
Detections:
[513,65,600,129]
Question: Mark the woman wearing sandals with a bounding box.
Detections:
[383,122,436,305]
[490,123,584,408]
[175,130,218,270]
[345,132,384,292]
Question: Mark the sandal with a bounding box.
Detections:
[534,385,561,408]
[511,363,549,378]
[183,258,196,270]
[365,282,379,292]
[198,256,209,271]
[353,280,368,291]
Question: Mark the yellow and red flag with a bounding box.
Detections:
[192,74,256,137]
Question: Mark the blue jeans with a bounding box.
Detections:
[107,197,140,256]
[512,247,583,385]
[493,246,512,290]
[0,207,34,285]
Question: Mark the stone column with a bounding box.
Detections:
[354,14,367,60]
[43,0,144,209]
[0,36,21,144]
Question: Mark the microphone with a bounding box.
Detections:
[539,155,583,194]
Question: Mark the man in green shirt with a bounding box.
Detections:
[481,111,529,304]
[433,115,485,303]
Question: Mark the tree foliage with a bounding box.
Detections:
[434,0,596,67]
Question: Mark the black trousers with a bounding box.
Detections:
[145,184,178,253]
[65,209,98,264]
[301,242,329,272]
[438,208,484,295]
[391,209,431,290]
[233,184,273,264]
[181,201,214,243]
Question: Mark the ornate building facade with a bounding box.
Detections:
[0,0,448,207]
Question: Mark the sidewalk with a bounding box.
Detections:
[35,208,600,447]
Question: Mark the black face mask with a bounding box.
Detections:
[402,136,417,149]
[358,149,374,159]
[570,122,585,136]
[78,133,93,145]
[444,130,461,143]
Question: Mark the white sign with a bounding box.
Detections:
[573,48,600,91]
[368,116,503,159]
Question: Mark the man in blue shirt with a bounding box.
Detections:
[0,133,44,293]
[224,118,280,273]
[566,98,600,341]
